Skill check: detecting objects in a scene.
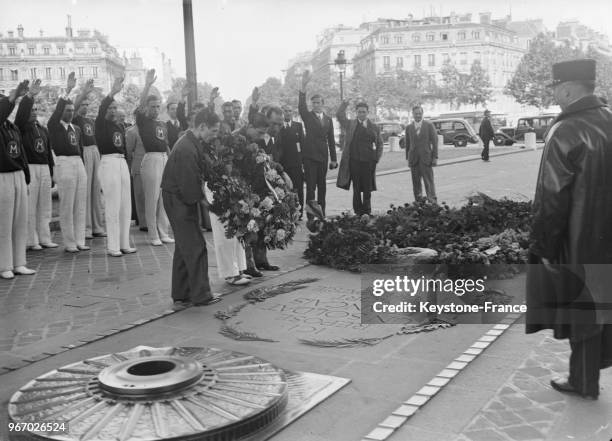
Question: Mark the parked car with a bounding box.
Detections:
[376,121,404,143]
[430,118,480,147]
[493,115,557,146]
[437,110,507,134]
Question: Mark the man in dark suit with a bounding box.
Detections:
[403,105,438,203]
[336,100,383,215]
[298,70,337,218]
[166,98,188,150]
[479,110,495,162]
[279,105,305,218]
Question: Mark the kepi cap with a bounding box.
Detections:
[548,59,596,87]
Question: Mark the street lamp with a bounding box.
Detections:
[334,50,347,101]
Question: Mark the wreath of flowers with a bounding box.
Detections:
[206,132,300,249]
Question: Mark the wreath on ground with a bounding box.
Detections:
[206,133,300,249]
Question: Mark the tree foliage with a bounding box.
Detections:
[467,60,493,108]
[505,33,583,109]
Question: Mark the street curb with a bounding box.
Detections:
[0,261,312,376]
[326,145,543,185]
[362,306,526,441]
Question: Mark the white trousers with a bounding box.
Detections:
[27,164,52,246]
[205,184,247,279]
[99,155,132,252]
[0,171,28,271]
[141,152,170,241]
[54,156,87,249]
[83,145,104,236]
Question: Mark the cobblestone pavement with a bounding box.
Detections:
[456,332,612,441]
[0,228,310,372]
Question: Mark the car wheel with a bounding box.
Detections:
[493,135,505,146]
[454,137,468,147]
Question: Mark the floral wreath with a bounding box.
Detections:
[206,133,300,249]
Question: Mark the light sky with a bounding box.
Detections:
[2,0,612,102]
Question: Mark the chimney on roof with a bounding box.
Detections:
[8,30,14,38]
[17,25,24,38]
[66,15,73,38]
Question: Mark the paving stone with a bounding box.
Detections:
[471,341,491,349]
[517,366,551,378]
[427,377,450,387]
[463,348,483,356]
[416,386,441,397]
[463,428,509,441]
[498,394,534,410]
[478,335,497,342]
[446,361,468,370]
[502,425,544,441]
[465,415,496,431]
[364,427,394,440]
[486,329,504,336]
[404,395,430,406]
[392,405,419,417]
[482,409,524,428]
[379,415,408,429]
[514,407,554,423]
[455,354,476,363]
[437,369,460,379]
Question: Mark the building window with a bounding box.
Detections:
[441,33,448,41]
[394,35,402,44]
[0,69,3,80]
[382,36,389,44]
[428,75,436,88]
[383,56,390,68]
[90,46,97,54]
[442,53,450,63]
[30,68,37,79]
[78,67,85,77]
[58,46,65,55]
[426,33,434,42]
[428,54,435,67]
[11,70,18,80]
[28,47,35,55]
[92,67,98,78]
[396,57,403,68]
[458,32,466,40]
[460,52,468,65]
[60,67,66,79]
[9,47,16,56]
[45,67,52,79]
[43,47,50,55]
[412,33,421,42]
[414,55,421,67]
[474,51,481,61]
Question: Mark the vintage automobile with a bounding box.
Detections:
[376,121,404,143]
[430,118,480,147]
[493,114,557,146]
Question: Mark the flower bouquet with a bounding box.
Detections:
[206,133,300,249]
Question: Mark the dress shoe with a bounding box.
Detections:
[77,245,91,251]
[28,244,43,251]
[65,247,79,253]
[161,237,175,244]
[121,247,138,254]
[550,377,598,400]
[14,266,36,275]
[257,264,280,271]
[93,232,107,237]
[151,239,163,246]
[85,235,93,240]
[41,242,59,248]
[139,227,149,232]
[243,267,263,278]
[107,250,123,257]
[173,300,192,311]
[239,272,253,279]
[1,271,15,279]
[225,275,251,286]
[193,295,222,306]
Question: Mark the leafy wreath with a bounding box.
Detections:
[206,133,300,249]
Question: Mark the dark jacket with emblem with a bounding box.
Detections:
[95,96,126,156]
[15,95,53,176]
[335,101,383,190]
[47,98,83,158]
[526,95,612,340]
[0,96,29,183]
[72,115,97,146]
[298,92,337,163]
[136,109,169,153]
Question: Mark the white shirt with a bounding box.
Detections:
[60,120,76,132]
[263,133,271,145]
[414,121,422,133]
[357,118,368,128]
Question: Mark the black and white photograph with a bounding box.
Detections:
[1,0,612,440]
